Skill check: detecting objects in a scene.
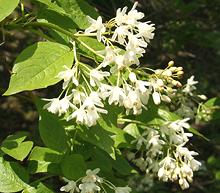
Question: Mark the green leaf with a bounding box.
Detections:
[36,100,69,153]
[34,0,77,45]
[4,42,74,95]
[61,154,86,180]
[76,37,105,61]
[0,0,19,22]
[123,123,140,138]
[188,127,209,141]
[98,104,133,148]
[0,160,30,192]
[78,125,116,159]
[28,146,62,174]
[33,0,67,14]
[56,0,99,29]
[1,141,33,161]
[88,148,113,172]
[112,152,133,176]
[1,131,29,145]
[22,183,54,193]
[1,132,33,161]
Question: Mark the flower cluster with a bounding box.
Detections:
[173,76,207,119]
[60,168,132,193]
[43,2,203,190]
[128,118,201,189]
[43,2,191,127]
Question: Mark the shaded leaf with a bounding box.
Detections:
[61,154,86,180]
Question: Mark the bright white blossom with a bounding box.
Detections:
[60,181,78,193]
[85,16,106,41]
[57,66,78,89]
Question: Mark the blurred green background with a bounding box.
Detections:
[0,0,220,192]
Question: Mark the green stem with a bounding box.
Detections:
[6,22,75,39]
[76,38,105,59]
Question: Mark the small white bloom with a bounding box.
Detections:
[179,178,190,190]
[67,107,87,124]
[44,98,60,114]
[100,46,117,67]
[82,168,102,183]
[115,186,132,193]
[79,182,100,193]
[108,86,126,105]
[114,55,126,70]
[90,69,110,87]
[152,91,161,105]
[111,25,129,45]
[137,22,155,42]
[183,76,198,95]
[57,66,78,89]
[85,16,106,42]
[129,72,137,83]
[44,96,72,116]
[124,50,140,65]
[60,181,78,193]
[115,6,128,25]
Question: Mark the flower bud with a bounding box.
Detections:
[162,70,172,77]
[168,60,174,67]
[177,67,183,71]
[152,91,161,105]
[157,79,164,87]
[170,67,177,72]
[197,94,207,100]
[129,72,137,83]
[161,95,171,103]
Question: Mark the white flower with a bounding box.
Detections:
[114,55,126,70]
[67,106,87,123]
[152,91,161,105]
[111,25,129,45]
[126,2,144,24]
[83,92,107,126]
[44,98,60,114]
[60,181,78,193]
[100,46,117,67]
[82,168,102,183]
[129,72,137,83]
[115,6,128,25]
[90,69,110,87]
[124,50,140,65]
[127,34,148,49]
[108,86,126,105]
[85,16,106,42]
[179,178,190,190]
[183,76,198,95]
[72,90,86,105]
[137,22,155,42]
[44,96,73,116]
[123,89,142,115]
[79,182,100,193]
[57,66,78,89]
[115,186,132,193]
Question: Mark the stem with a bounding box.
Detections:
[29,29,55,42]
[6,22,75,39]
[118,118,147,126]
[76,38,105,59]
[31,175,55,185]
